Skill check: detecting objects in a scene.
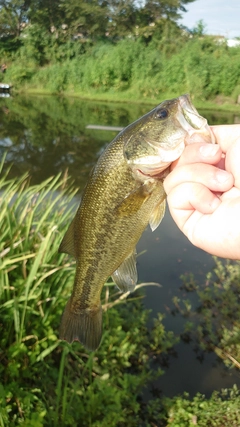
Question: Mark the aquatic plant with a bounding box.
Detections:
[163,385,240,427]
[175,258,240,371]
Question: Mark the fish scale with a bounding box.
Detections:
[58,94,215,351]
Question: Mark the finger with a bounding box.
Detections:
[167,182,221,231]
[211,125,240,152]
[167,182,221,215]
[225,139,240,189]
[170,142,222,171]
[185,192,240,259]
[164,163,233,195]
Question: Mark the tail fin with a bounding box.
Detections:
[59,299,102,351]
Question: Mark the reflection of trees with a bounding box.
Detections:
[0,96,235,189]
[0,96,148,189]
[198,110,235,126]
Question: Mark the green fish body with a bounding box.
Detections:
[59,94,215,350]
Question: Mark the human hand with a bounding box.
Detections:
[163,124,240,259]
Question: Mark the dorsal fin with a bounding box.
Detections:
[58,219,76,258]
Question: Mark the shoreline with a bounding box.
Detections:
[14,87,240,114]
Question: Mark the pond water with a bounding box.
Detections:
[1,94,240,398]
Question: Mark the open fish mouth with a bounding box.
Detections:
[124,94,215,179]
[178,94,215,145]
[144,94,216,171]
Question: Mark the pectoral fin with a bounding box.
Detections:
[112,250,137,292]
[149,198,166,231]
[115,184,150,217]
[58,219,76,257]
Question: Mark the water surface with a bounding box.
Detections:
[1,94,240,397]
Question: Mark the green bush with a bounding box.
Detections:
[176,258,240,370]
[4,35,240,101]
[163,385,240,427]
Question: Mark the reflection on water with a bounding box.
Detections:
[0,95,151,188]
[137,209,240,397]
[1,94,240,397]
[0,95,238,188]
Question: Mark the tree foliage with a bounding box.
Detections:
[0,0,196,40]
[59,0,109,38]
[28,0,64,32]
[0,0,29,36]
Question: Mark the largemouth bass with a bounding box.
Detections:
[59,94,215,351]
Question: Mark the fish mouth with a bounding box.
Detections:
[178,94,215,145]
[141,97,215,176]
[127,94,215,179]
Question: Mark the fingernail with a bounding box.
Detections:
[210,196,221,210]
[200,144,219,157]
[215,170,231,183]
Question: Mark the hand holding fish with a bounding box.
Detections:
[164,124,240,259]
[59,94,216,350]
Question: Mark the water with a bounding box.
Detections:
[138,212,240,397]
[1,94,240,397]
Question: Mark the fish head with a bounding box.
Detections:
[124,94,215,178]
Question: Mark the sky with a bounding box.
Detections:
[180,0,240,39]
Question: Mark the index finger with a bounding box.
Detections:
[211,124,240,152]
[170,142,222,171]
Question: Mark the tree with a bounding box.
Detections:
[191,19,207,37]
[140,0,195,27]
[0,0,197,48]
[0,0,30,37]
[28,0,64,33]
[59,0,109,38]
[105,0,196,39]
[106,0,139,38]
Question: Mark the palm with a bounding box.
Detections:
[184,187,240,258]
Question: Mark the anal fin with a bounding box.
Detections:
[112,250,137,293]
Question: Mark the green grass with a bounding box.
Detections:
[1,156,240,426]
[0,157,178,426]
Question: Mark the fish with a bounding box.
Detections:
[58,94,215,351]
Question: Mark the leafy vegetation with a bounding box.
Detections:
[0,2,240,423]
[174,258,240,371]
[163,258,240,426]
[163,385,240,427]
[0,157,181,426]
[1,35,240,105]
[0,1,239,105]
[0,0,194,40]
[1,155,240,425]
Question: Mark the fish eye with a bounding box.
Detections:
[155,108,168,119]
